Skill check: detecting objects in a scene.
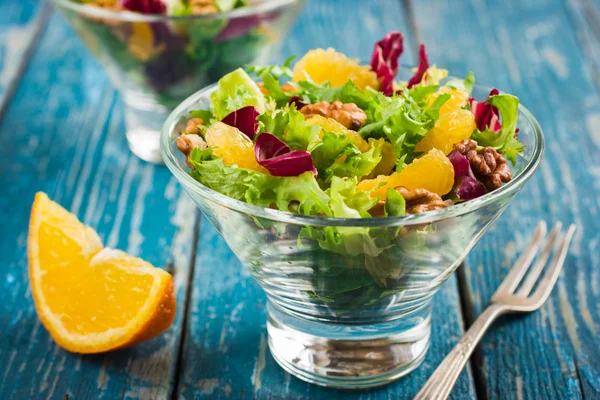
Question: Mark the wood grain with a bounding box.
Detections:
[411,0,600,398]
[0,0,50,118]
[175,1,476,399]
[0,13,198,399]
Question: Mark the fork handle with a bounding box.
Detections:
[414,304,508,400]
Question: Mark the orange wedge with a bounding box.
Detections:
[28,192,176,354]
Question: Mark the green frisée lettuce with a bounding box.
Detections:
[324,138,383,181]
[328,177,379,219]
[283,106,321,150]
[188,148,331,216]
[210,68,266,119]
[359,91,440,170]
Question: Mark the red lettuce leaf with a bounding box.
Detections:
[407,44,429,88]
[370,32,404,96]
[454,176,486,200]
[469,88,501,132]
[222,106,260,140]
[255,133,317,177]
[119,0,166,14]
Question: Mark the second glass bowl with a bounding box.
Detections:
[53,0,306,163]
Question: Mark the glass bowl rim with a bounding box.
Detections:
[161,77,545,228]
[51,0,302,22]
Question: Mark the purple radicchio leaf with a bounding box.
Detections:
[119,0,166,14]
[370,31,404,96]
[216,14,265,42]
[407,44,429,88]
[469,88,501,132]
[255,133,317,177]
[222,106,260,140]
[448,150,475,179]
[288,96,306,109]
[448,150,486,200]
[454,176,487,200]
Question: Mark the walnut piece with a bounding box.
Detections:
[183,117,205,135]
[189,0,218,14]
[300,100,367,130]
[177,118,208,168]
[367,187,448,216]
[453,139,512,191]
[396,187,448,214]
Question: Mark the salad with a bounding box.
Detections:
[66,0,277,106]
[176,31,523,220]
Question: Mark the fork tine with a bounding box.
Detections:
[493,221,547,299]
[515,222,562,297]
[528,224,576,307]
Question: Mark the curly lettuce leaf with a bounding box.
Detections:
[309,130,352,170]
[325,138,383,180]
[257,108,289,139]
[188,148,331,216]
[360,92,433,170]
[246,57,296,108]
[328,177,379,219]
[210,68,266,120]
[408,84,439,103]
[283,106,321,150]
[190,109,213,123]
[246,55,295,80]
[471,93,524,164]
[323,177,384,256]
[295,79,377,110]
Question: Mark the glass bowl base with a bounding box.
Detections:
[266,303,431,389]
[124,93,169,164]
[127,128,163,164]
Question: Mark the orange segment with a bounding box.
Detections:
[357,149,454,199]
[293,48,379,90]
[427,86,470,116]
[415,109,476,155]
[205,122,267,173]
[128,23,165,61]
[28,192,176,354]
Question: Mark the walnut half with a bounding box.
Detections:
[177,117,208,168]
[396,187,449,214]
[368,187,449,217]
[301,100,367,130]
[454,139,512,190]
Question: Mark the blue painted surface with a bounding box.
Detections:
[0,0,49,115]
[0,0,599,399]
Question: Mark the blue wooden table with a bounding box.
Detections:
[1,0,600,398]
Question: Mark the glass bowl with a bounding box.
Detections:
[52,0,305,163]
[160,73,544,388]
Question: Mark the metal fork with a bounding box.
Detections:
[414,221,576,400]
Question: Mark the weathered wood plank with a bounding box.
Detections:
[0,13,198,399]
[412,0,600,398]
[176,1,476,399]
[0,0,50,117]
[565,0,600,88]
